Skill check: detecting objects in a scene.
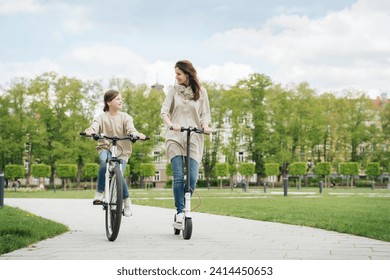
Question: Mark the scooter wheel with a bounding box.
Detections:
[182,217,192,240]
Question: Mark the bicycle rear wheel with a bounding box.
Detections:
[105,167,123,241]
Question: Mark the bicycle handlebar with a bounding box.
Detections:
[80,132,150,143]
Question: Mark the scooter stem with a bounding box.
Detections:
[185,128,192,218]
[184,192,192,218]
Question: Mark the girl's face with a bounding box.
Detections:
[175,67,189,86]
[108,94,123,111]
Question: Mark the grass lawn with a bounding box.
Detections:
[1,186,390,255]
[0,205,69,255]
[130,187,390,242]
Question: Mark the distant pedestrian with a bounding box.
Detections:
[241,178,247,192]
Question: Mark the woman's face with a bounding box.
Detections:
[108,94,123,110]
[175,67,188,86]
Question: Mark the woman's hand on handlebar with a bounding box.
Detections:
[202,125,212,135]
[138,133,147,140]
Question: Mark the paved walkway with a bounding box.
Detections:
[1,198,390,260]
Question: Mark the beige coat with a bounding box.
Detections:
[160,86,211,163]
[87,112,139,162]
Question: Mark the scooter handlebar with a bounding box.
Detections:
[169,126,208,134]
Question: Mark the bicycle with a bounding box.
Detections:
[171,126,208,240]
[80,132,149,241]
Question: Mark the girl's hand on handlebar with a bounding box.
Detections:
[85,128,95,136]
[170,123,181,132]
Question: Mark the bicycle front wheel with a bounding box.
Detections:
[105,167,123,241]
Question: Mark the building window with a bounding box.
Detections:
[154,151,161,162]
[154,171,160,182]
[238,151,245,162]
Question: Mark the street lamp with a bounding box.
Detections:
[25,133,32,186]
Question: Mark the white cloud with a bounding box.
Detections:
[0,0,44,14]
[199,63,254,86]
[0,41,255,92]
[205,0,390,97]
[4,0,389,97]
[59,44,253,88]
[58,44,149,82]
[62,6,94,34]
[0,57,59,79]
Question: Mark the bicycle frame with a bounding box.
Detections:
[104,138,122,205]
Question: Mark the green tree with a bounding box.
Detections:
[339,162,359,188]
[263,85,294,168]
[5,165,25,189]
[377,100,390,171]
[202,83,224,188]
[31,164,51,189]
[336,92,375,163]
[214,162,229,189]
[314,162,332,187]
[238,162,255,190]
[0,80,30,172]
[56,164,78,191]
[83,163,99,189]
[289,162,307,189]
[264,163,279,188]
[236,74,272,183]
[120,81,162,185]
[140,163,156,188]
[220,85,251,188]
[366,162,380,189]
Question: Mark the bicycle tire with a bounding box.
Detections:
[105,166,123,241]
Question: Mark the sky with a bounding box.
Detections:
[0,0,389,98]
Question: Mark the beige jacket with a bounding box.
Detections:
[87,111,139,162]
[160,86,211,163]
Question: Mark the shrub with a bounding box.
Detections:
[5,165,25,180]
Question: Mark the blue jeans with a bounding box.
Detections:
[171,155,199,214]
[97,150,129,199]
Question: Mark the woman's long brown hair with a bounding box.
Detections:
[175,60,201,101]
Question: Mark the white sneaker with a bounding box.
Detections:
[173,212,184,230]
[176,212,184,223]
[93,192,104,204]
[123,197,133,217]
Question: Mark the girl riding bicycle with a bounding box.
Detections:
[85,89,146,217]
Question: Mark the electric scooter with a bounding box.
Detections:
[172,126,205,240]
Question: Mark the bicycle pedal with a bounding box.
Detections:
[93,200,103,205]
